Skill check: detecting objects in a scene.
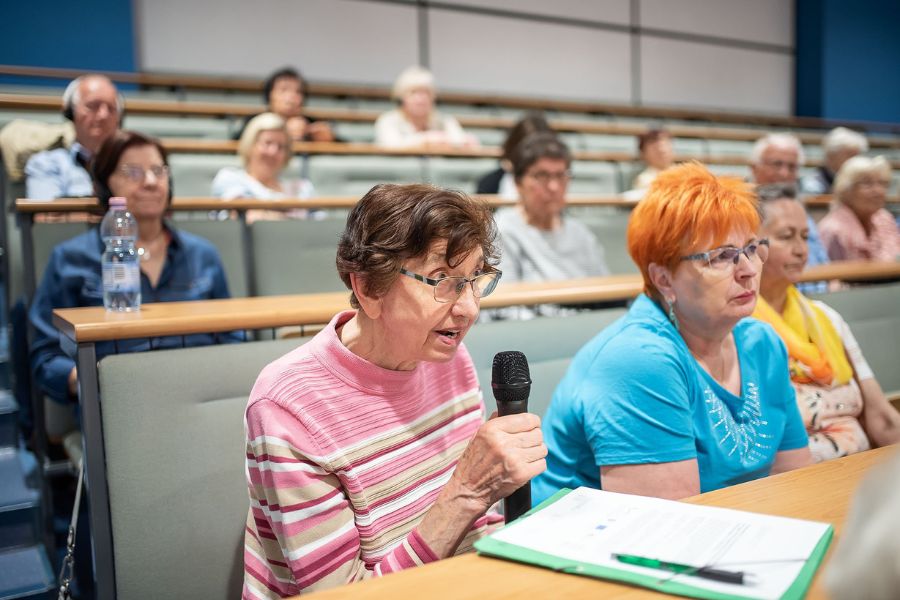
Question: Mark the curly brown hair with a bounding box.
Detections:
[337,184,498,309]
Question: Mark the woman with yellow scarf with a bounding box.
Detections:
[754,183,900,461]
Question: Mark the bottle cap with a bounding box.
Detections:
[109,196,127,207]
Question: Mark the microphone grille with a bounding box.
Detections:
[491,351,531,404]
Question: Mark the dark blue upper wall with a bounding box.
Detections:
[0,0,135,87]
[796,0,900,123]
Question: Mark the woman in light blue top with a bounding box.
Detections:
[212,112,313,222]
[533,162,812,505]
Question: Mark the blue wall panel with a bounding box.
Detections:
[0,0,135,87]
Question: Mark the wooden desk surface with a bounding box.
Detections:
[304,446,896,600]
[52,264,899,344]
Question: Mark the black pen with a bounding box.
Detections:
[612,553,756,585]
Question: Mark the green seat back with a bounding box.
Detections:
[97,337,303,599]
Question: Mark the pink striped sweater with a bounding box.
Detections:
[243,311,501,598]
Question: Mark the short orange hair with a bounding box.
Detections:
[627,162,760,299]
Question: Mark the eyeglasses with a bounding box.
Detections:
[761,159,798,173]
[119,164,168,183]
[681,239,770,271]
[399,268,502,303]
[527,170,571,185]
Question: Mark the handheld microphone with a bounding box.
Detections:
[491,351,532,523]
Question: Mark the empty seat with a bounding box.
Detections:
[306,155,425,197]
[568,160,622,195]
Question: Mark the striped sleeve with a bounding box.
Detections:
[243,399,439,598]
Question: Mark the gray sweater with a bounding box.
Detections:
[494,207,610,284]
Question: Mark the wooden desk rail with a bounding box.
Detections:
[120,138,898,169]
[52,262,900,344]
[4,93,900,150]
[3,64,900,135]
[14,195,900,215]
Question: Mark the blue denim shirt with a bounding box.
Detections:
[798,214,830,294]
[29,223,243,403]
[24,142,94,199]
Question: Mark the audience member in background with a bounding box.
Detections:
[754,183,900,461]
[801,127,869,195]
[30,131,237,406]
[494,132,609,285]
[750,133,829,294]
[25,74,122,199]
[533,163,811,505]
[243,184,545,596]
[235,67,335,142]
[632,128,674,190]
[825,451,900,600]
[213,112,313,222]
[375,66,479,149]
[475,111,551,197]
[817,156,900,262]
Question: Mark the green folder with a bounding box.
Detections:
[474,489,834,600]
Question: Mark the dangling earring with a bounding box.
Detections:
[666,297,679,331]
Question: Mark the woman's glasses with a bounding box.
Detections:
[681,239,770,271]
[399,268,502,303]
[119,164,169,183]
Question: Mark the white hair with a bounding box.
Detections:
[822,127,869,157]
[750,133,805,166]
[61,74,123,115]
[391,65,436,100]
[833,155,891,200]
[238,112,290,167]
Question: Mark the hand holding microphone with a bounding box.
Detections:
[447,351,546,523]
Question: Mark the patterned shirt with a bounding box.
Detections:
[817,203,900,262]
[243,311,501,597]
[533,294,809,505]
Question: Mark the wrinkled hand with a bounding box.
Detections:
[450,412,547,513]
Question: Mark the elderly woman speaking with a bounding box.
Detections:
[243,184,546,597]
[533,162,811,505]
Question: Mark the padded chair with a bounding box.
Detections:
[175,219,249,298]
[809,283,900,395]
[96,337,302,599]
[251,218,348,296]
[464,308,626,418]
[574,211,637,274]
[168,154,241,197]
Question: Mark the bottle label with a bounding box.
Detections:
[103,263,140,291]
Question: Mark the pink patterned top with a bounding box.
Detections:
[243,311,500,598]
[817,203,900,262]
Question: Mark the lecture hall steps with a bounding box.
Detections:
[0,391,55,600]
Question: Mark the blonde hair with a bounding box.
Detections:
[392,65,436,100]
[238,112,291,167]
[833,155,891,200]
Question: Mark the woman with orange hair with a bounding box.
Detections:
[533,162,811,505]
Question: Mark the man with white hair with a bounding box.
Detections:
[801,127,869,195]
[24,74,122,199]
[750,133,829,272]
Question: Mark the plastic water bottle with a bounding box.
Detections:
[100,196,141,311]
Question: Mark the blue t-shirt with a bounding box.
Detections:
[532,294,808,506]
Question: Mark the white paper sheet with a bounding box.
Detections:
[490,488,830,600]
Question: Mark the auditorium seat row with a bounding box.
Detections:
[82,280,900,598]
